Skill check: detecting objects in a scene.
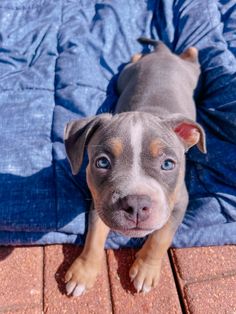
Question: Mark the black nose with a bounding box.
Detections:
[120,195,152,222]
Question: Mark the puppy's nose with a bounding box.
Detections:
[120,195,151,222]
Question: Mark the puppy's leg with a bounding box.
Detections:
[129,204,186,293]
[65,206,110,296]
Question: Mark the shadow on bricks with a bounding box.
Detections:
[0,246,14,261]
[113,248,138,294]
[55,244,83,296]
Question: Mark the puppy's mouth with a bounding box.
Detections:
[95,202,170,238]
[97,209,155,237]
[98,209,155,237]
[113,226,155,238]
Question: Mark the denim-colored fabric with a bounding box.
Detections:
[0,0,236,248]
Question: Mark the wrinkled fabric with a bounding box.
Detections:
[0,0,236,248]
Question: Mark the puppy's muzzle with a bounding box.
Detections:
[119,195,152,224]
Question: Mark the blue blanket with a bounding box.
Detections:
[0,0,236,248]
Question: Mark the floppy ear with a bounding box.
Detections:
[165,114,206,153]
[64,114,112,175]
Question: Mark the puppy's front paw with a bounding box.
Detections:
[65,257,101,297]
[129,256,161,293]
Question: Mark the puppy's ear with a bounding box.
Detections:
[165,114,206,153]
[64,114,112,175]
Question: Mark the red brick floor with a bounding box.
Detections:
[0,245,236,313]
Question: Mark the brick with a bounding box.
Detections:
[106,249,182,314]
[170,246,236,282]
[183,275,236,314]
[43,245,112,314]
[3,308,42,314]
[0,246,43,313]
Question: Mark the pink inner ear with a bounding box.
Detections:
[174,122,200,147]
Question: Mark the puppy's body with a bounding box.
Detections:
[116,40,198,120]
[64,39,206,296]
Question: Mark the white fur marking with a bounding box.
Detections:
[130,121,143,180]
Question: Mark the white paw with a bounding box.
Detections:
[129,257,161,293]
[65,257,100,297]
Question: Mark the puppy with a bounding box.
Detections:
[64,38,206,296]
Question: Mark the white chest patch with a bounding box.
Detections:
[130,121,143,180]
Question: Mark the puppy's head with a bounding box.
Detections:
[64,112,206,237]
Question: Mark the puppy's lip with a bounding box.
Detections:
[115,227,155,238]
[130,227,154,231]
[114,226,155,234]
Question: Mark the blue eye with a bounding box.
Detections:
[95,157,111,169]
[161,159,175,171]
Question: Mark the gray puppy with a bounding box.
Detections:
[64,38,206,297]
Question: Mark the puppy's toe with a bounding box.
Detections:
[72,284,86,297]
[142,283,152,294]
[133,277,144,293]
[66,280,77,295]
[129,265,138,281]
[65,270,72,283]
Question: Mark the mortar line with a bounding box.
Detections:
[168,249,187,314]
[42,246,46,314]
[105,250,115,314]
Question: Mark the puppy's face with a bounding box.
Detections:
[64,112,206,237]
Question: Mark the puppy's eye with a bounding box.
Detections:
[161,159,175,171]
[95,157,111,169]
